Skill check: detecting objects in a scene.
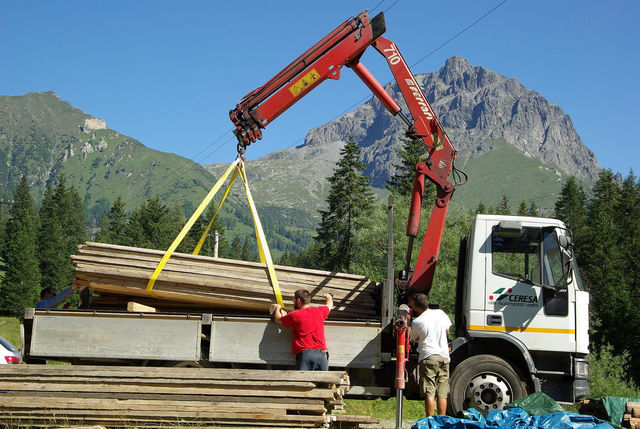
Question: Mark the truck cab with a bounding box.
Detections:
[447,214,590,414]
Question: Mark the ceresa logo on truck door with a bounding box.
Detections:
[489,288,539,308]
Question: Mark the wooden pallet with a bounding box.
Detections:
[72,242,381,320]
[0,365,352,428]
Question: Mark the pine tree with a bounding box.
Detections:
[612,170,640,381]
[475,202,487,215]
[386,136,435,202]
[241,236,253,261]
[199,203,229,258]
[95,196,128,244]
[496,194,511,215]
[554,176,587,242]
[517,201,528,216]
[228,236,243,260]
[315,136,374,272]
[527,200,540,217]
[0,176,41,317]
[38,177,86,293]
[583,170,625,359]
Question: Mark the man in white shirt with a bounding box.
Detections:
[409,293,452,416]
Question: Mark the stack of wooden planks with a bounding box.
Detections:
[0,365,377,428]
[72,242,381,320]
[624,402,640,429]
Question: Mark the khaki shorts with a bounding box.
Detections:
[419,355,450,398]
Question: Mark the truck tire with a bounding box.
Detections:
[449,354,527,416]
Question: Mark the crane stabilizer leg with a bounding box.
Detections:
[394,304,411,429]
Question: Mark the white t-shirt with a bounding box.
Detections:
[410,308,452,362]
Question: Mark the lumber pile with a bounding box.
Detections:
[72,242,381,320]
[624,402,640,429]
[0,365,373,428]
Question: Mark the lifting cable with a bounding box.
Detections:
[145,157,285,309]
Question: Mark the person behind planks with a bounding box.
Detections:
[36,280,79,309]
[409,293,452,417]
[272,289,333,370]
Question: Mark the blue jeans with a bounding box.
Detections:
[295,349,329,370]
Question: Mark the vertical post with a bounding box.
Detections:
[395,304,411,429]
[383,195,394,327]
[214,231,219,258]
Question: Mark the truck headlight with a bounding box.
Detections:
[575,359,589,378]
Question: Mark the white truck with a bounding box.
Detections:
[22,213,590,416]
[22,10,589,417]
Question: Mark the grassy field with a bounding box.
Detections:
[0,316,20,349]
[345,398,425,421]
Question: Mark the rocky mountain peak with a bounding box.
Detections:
[438,55,475,86]
[300,55,601,187]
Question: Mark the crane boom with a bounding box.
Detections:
[229,10,459,296]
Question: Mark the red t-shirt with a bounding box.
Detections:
[280,306,330,354]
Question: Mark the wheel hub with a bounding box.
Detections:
[464,373,512,412]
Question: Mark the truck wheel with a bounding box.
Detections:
[449,354,527,416]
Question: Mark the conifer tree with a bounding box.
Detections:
[201,203,228,258]
[95,196,128,244]
[241,236,253,261]
[527,200,540,217]
[496,194,511,215]
[583,170,624,358]
[38,176,85,293]
[475,202,487,214]
[554,176,587,243]
[228,236,243,260]
[315,136,374,272]
[517,200,528,216]
[0,176,41,317]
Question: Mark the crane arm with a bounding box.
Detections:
[229,10,458,295]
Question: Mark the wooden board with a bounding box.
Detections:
[0,365,354,428]
[72,242,381,320]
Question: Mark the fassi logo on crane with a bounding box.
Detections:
[382,43,435,121]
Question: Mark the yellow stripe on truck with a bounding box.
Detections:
[468,325,575,334]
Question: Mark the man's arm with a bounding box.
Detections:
[323,293,334,310]
[271,304,287,324]
[35,282,78,309]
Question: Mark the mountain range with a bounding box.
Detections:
[0,56,603,255]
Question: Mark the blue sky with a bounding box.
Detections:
[2,0,639,177]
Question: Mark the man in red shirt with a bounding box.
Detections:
[272,289,333,370]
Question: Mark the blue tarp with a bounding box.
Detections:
[411,407,614,429]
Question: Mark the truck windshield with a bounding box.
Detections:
[492,226,567,288]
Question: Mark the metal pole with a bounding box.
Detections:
[396,390,404,429]
[383,195,394,327]
[214,231,219,258]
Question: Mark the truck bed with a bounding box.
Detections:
[23,308,384,369]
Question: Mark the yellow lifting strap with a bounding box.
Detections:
[145,158,285,309]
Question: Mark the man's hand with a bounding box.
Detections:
[272,303,286,324]
[323,293,334,310]
[270,303,280,315]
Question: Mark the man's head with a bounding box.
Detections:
[40,287,57,300]
[409,293,429,315]
[293,289,311,309]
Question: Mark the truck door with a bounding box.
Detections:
[482,222,577,353]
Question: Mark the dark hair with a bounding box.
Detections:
[40,287,56,299]
[409,293,429,311]
[294,289,311,305]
